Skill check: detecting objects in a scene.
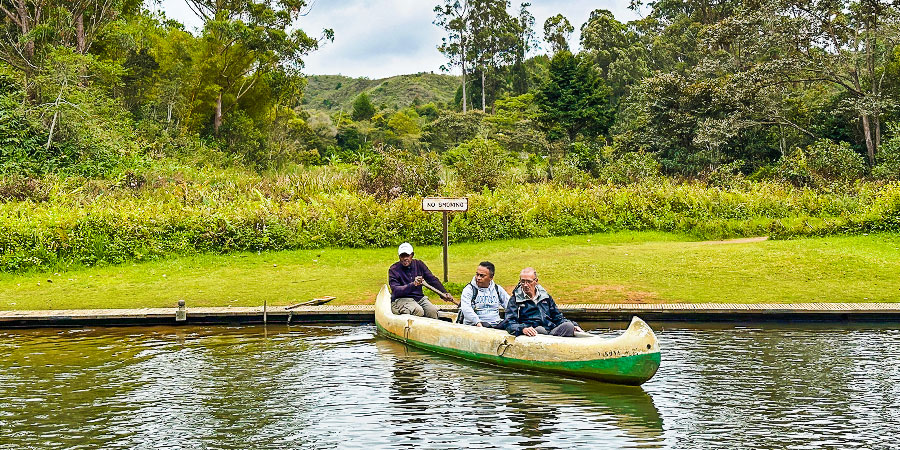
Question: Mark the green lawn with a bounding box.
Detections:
[1,231,899,310]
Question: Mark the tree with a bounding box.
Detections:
[579,9,649,101]
[467,0,517,111]
[0,0,125,78]
[705,0,900,165]
[536,50,614,143]
[435,0,472,112]
[542,14,572,55]
[510,2,535,95]
[351,92,375,121]
[184,0,332,134]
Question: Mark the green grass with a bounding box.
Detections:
[1,231,898,310]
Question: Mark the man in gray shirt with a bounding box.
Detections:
[459,261,510,328]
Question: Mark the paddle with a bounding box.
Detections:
[421,279,458,306]
[285,296,336,310]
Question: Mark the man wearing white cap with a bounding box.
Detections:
[387,242,454,318]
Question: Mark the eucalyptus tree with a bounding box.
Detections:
[542,14,572,55]
[468,0,518,111]
[511,2,536,95]
[183,0,332,134]
[435,0,471,112]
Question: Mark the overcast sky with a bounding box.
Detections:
[155,0,641,79]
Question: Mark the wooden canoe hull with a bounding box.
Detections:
[374,285,660,385]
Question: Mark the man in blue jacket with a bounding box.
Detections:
[388,242,454,319]
[504,267,583,337]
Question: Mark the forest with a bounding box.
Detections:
[1,0,900,272]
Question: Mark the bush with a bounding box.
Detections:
[600,151,661,184]
[452,138,511,192]
[0,175,50,202]
[1,172,896,273]
[358,146,443,199]
[778,139,866,188]
[873,131,900,181]
[566,142,608,176]
[422,110,485,152]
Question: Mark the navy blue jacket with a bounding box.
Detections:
[504,284,576,336]
[388,259,446,301]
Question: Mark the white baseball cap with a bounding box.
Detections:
[398,242,414,256]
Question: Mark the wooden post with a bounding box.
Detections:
[176,300,186,322]
[443,211,449,282]
[422,197,467,284]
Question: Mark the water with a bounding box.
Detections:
[1,323,898,449]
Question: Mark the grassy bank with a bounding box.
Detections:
[3,163,900,273]
[1,231,898,310]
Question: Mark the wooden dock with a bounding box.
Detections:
[2,303,900,328]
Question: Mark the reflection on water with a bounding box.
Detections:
[0,323,898,449]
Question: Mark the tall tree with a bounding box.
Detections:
[579,9,649,101]
[0,0,125,77]
[536,50,614,143]
[511,2,535,95]
[468,0,517,111]
[435,0,471,112]
[184,0,331,134]
[351,92,375,121]
[707,0,900,165]
[542,14,572,55]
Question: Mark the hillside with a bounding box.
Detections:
[301,72,461,113]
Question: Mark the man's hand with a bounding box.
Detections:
[475,322,483,327]
[442,292,455,303]
[575,326,584,333]
[413,276,424,286]
[522,327,538,337]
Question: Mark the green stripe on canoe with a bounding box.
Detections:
[376,324,661,386]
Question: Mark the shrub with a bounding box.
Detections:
[358,146,443,199]
[452,138,511,192]
[0,175,50,202]
[706,161,748,189]
[422,110,485,152]
[778,139,866,188]
[600,151,661,184]
[1,174,896,273]
[565,141,608,176]
[873,130,900,181]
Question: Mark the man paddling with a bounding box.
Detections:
[504,267,583,337]
[388,242,455,319]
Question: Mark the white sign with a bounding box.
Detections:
[422,197,468,212]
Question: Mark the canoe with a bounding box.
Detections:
[374,285,661,385]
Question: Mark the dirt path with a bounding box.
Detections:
[697,236,769,245]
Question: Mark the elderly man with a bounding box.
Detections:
[388,242,454,319]
[459,261,510,328]
[504,267,583,337]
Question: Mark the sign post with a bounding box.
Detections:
[422,197,468,282]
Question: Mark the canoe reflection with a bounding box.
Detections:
[375,337,663,444]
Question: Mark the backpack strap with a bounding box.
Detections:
[456,283,479,323]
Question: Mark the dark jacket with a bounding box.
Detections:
[388,259,447,301]
[504,284,576,336]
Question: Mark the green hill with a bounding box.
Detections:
[302,72,461,113]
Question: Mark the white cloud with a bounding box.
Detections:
[157,0,639,79]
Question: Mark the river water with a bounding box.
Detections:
[1,322,898,449]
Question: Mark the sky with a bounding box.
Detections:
[155,0,641,79]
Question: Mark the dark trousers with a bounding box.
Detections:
[534,321,576,337]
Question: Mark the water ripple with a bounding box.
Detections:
[1,323,898,449]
